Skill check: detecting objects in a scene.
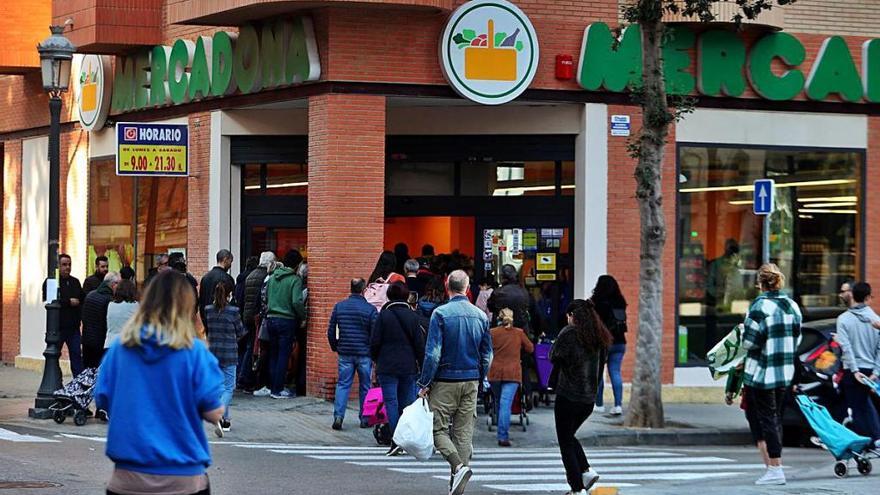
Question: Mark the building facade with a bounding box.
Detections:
[2,0,880,398]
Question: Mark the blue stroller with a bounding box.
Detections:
[796,394,879,477]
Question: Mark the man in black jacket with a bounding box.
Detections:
[41,254,85,377]
[198,249,235,327]
[81,272,119,368]
[487,264,534,336]
[82,256,109,294]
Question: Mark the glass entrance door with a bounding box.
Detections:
[478,219,573,338]
[242,215,307,264]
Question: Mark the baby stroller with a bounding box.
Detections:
[49,368,98,426]
[795,394,879,477]
[486,383,530,432]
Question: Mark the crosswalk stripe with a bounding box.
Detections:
[345,456,734,467]
[450,472,744,482]
[485,483,639,492]
[389,464,768,474]
[301,452,682,460]
[0,428,59,443]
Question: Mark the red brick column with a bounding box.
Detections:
[866,116,880,283]
[306,94,386,398]
[2,140,22,362]
[187,112,211,277]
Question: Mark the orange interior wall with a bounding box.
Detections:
[384,216,475,258]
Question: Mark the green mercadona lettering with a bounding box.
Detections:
[111,17,321,112]
[577,22,880,103]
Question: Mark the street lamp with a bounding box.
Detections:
[29,25,76,419]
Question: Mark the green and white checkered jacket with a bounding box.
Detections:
[742,291,803,390]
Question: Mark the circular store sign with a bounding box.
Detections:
[76,55,112,131]
[440,0,539,105]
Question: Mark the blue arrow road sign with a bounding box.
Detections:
[753,179,775,215]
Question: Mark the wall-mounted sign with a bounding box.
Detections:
[76,55,113,131]
[440,0,539,105]
[116,122,189,177]
[610,114,631,136]
[111,17,320,114]
[578,22,880,103]
[536,273,557,281]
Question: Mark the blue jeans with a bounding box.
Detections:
[597,344,626,407]
[266,317,296,394]
[378,373,417,435]
[220,365,237,420]
[61,325,83,377]
[333,355,372,421]
[491,381,519,441]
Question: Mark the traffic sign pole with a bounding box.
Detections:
[753,179,775,265]
[763,216,770,265]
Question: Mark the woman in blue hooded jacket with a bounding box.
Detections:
[95,271,224,495]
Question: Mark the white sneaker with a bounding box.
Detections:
[755,466,785,485]
[582,468,600,491]
[610,406,623,416]
[271,390,294,399]
[253,387,271,397]
[593,405,605,414]
[450,464,472,495]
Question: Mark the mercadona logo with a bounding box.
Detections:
[440,0,539,105]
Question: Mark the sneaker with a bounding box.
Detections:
[332,417,343,431]
[220,418,231,432]
[213,421,224,438]
[271,390,294,399]
[253,387,271,397]
[360,418,371,429]
[610,406,623,416]
[582,468,600,491]
[386,443,404,457]
[810,436,827,449]
[755,466,785,485]
[450,464,472,495]
[497,440,512,447]
[593,405,605,414]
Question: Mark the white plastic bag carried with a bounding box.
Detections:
[392,398,435,461]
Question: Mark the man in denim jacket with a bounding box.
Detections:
[418,270,492,495]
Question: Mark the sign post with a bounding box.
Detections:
[753,179,775,265]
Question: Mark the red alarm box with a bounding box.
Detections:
[556,54,574,80]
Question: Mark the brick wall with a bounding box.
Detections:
[187,112,210,278]
[2,140,22,362]
[866,116,880,283]
[0,74,78,135]
[606,104,678,385]
[0,0,51,72]
[307,94,386,398]
[785,0,880,36]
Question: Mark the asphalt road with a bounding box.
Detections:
[1,423,879,495]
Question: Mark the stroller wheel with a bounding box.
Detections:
[857,458,872,476]
[834,461,848,478]
[52,409,66,424]
[73,410,88,426]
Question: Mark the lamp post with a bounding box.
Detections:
[28,25,76,419]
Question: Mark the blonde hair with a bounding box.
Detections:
[120,271,198,350]
[757,263,785,291]
[499,308,514,328]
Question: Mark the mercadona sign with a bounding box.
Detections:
[577,22,880,103]
[111,17,320,113]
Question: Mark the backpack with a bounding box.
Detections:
[609,307,627,337]
[364,273,404,311]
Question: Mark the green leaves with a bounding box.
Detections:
[515,41,524,52]
[462,29,476,41]
[494,32,507,47]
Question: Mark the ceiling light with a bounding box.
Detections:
[798,208,858,214]
[798,196,858,203]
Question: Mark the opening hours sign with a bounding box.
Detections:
[116,122,189,176]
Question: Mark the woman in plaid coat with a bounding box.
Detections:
[741,263,802,486]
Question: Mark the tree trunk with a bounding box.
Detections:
[625,13,668,429]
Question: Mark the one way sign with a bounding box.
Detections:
[753,179,775,215]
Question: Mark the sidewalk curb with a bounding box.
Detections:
[582,428,753,447]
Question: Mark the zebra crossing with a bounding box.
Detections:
[230,443,767,492]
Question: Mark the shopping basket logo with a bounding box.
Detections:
[76,54,112,131]
[440,0,539,105]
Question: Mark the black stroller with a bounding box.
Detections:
[50,368,98,426]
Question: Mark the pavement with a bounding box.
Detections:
[0,363,752,448]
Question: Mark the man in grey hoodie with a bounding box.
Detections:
[835,281,880,446]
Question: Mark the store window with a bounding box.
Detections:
[677,145,862,366]
[387,160,574,197]
[386,162,455,196]
[87,160,189,282]
[243,163,308,196]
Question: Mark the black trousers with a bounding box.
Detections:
[744,386,785,459]
[840,369,880,441]
[554,394,594,491]
[82,344,105,369]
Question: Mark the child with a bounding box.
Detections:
[205,282,246,432]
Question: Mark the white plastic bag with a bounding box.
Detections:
[393,398,434,461]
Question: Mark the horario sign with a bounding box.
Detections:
[577,22,880,103]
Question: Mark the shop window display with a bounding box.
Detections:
[87,160,189,282]
[677,146,862,366]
